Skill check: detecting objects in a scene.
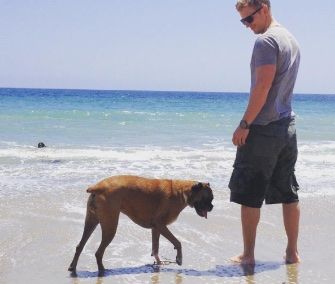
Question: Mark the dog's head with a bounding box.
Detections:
[189,182,214,219]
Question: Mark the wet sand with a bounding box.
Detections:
[1,188,334,284]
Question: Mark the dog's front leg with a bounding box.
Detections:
[151,228,161,264]
[156,225,182,265]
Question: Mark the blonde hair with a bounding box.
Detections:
[236,0,271,11]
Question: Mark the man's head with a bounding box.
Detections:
[236,0,272,34]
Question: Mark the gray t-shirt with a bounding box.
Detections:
[250,23,300,125]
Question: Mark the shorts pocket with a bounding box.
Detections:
[229,166,268,198]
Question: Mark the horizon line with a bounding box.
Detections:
[0,86,334,96]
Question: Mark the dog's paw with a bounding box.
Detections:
[176,256,182,266]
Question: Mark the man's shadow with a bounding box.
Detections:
[70,261,282,279]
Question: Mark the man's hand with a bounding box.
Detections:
[232,126,250,147]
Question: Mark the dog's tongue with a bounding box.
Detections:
[202,210,208,219]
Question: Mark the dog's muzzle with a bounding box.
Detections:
[194,201,214,219]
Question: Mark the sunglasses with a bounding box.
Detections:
[240,6,263,26]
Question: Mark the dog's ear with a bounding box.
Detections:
[191,182,203,193]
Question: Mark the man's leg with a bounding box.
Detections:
[231,205,260,265]
[283,202,300,263]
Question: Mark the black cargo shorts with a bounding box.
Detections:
[229,117,299,208]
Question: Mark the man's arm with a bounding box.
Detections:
[232,64,276,147]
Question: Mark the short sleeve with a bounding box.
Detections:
[253,36,278,67]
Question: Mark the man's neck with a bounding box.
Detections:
[263,17,276,33]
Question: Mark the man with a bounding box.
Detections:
[229,0,301,265]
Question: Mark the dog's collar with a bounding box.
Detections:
[182,192,189,205]
[171,180,189,206]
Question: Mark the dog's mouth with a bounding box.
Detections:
[192,186,214,219]
[196,208,208,219]
[195,203,213,219]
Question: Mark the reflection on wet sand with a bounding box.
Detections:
[69,262,301,284]
[286,263,299,284]
[150,272,183,284]
[69,260,282,284]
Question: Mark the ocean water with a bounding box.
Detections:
[1,88,335,283]
[0,88,335,198]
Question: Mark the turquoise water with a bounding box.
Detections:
[1,88,334,146]
[0,89,244,147]
[0,88,334,196]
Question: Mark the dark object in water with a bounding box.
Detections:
[38,142,46,148]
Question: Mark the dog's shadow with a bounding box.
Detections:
[70,261,282,279]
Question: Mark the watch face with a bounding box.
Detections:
[240,120,249,129]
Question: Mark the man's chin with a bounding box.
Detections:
[253,27,266,34]
[252,29,261,34]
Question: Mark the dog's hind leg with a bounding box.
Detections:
[68,209,99,272]
[151,228,161,264]
[156,225,182,266]
[95,209,120,273]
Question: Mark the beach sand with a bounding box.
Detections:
[1,188,334,284]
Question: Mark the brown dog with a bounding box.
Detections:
[68,175,214,273]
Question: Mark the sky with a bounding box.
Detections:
[0,0,334,94]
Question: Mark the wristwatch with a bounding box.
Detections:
[239,119,250,129]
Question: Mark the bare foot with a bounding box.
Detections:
[152,254,161,265]
[231,255,256,276]
[285,252,301,264]
[230,255,255,265]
